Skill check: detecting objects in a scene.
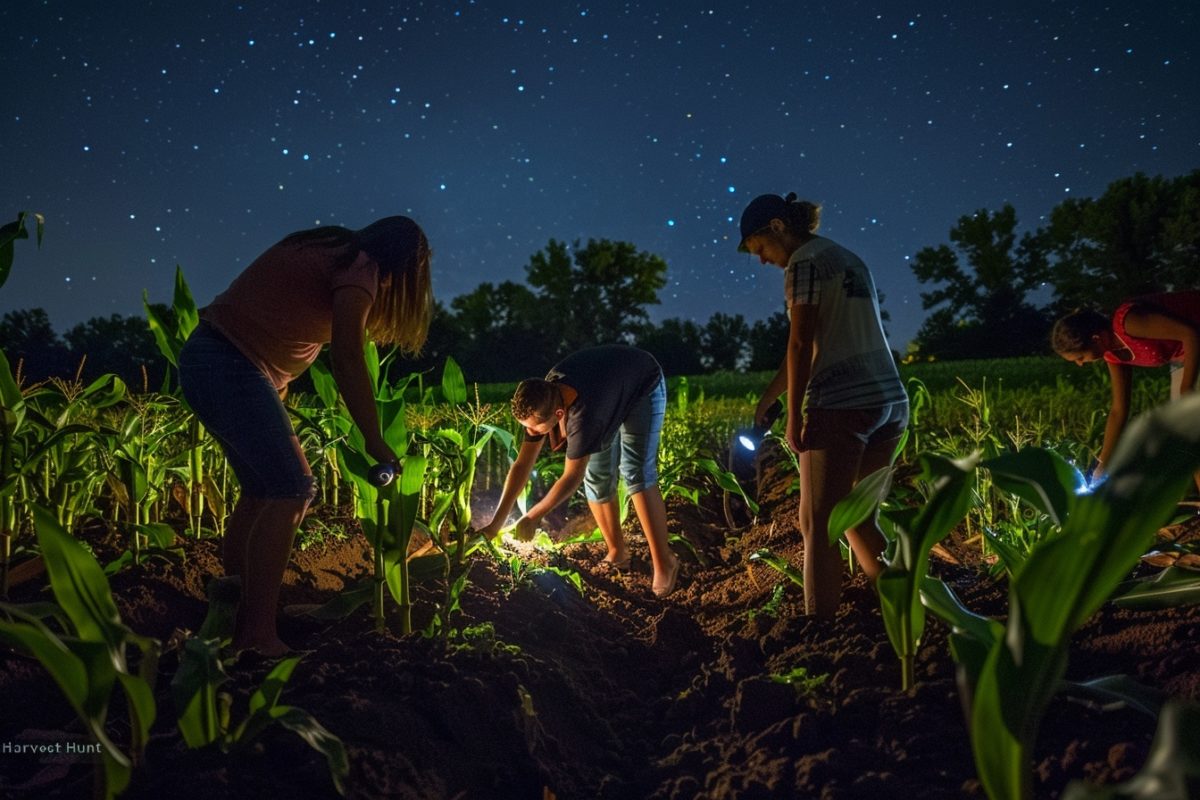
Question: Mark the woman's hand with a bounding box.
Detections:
[785,414,805,454]
[754,395,776,428]
[366,439,398,468]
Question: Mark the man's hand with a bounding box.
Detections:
[513,516,539,542]
[477,519,504,541]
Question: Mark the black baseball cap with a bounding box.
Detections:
[737,194,788,252]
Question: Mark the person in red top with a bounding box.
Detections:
[179,217,433,655]
[1052,290,1200,491]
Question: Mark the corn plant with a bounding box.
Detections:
[143,265,207,537]
[415,357,508,566]
[0,505,158,799]
[914,395,1200,800]
[170,638,348,795]
[1,348,29,596]
[0,210,44,291]
[1112,566,1200,610]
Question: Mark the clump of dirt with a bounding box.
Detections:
[2,459,1198,799]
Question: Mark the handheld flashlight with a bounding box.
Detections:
[368,462,396,487]
[737,399,783,452]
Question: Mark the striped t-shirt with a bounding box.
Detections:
[784,237,906,410]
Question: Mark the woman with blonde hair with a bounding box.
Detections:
[179,216,433,655]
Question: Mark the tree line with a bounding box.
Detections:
[2,170,1197,385]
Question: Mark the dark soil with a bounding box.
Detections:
[2,452,1199,800]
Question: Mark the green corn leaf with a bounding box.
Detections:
[981,527,1029,577]
[919,575,1001,651]
[972,395,1200,800]
[144,289,181,366]
[33,504,128,652]
[271,706,350,796]
[171,637,228,747]
[384,455,426,603]
[363,341,380,394]
[441,355,468,405]
[380,395,407,450]
[695,457,759,514]
[309,357,341,410]
[408,552,450,583]
[0,348,27,431]
[231,657,306,747]
[248,655,302,716]
[0,614,92,718]
[748,548,803,587]
[79,373,128,410]
[827,464,894,546]
[1112,566,1200,610]
[1059,675,1166,719]
[171,265,199,338]
[876,454,976,689]
[300,579,374,620]
[983,448,1084,527]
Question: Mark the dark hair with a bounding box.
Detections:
[512,379,560,421]
[1051,308,1111,354]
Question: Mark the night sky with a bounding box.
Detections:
[2,1,1197,351]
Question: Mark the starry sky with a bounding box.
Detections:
[2,1,1197,350]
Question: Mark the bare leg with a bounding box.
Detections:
[630,486,678,594]
[844,436,902,581]
[231,496,309,656]
[588,497,628,564]
[221,495,265,578]
[799,440,868,619]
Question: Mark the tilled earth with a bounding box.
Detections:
[2,455,1198,799]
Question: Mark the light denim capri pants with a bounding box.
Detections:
[583,376,667,503]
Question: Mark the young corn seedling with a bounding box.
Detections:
[170,638,348,795]
[0,505,158,799]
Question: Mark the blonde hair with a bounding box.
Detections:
[356,216,433,355]
[280,217,433,354]
[780,192,822,235]
[366,237,432,355]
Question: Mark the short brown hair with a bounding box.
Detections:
[511,379,560,421]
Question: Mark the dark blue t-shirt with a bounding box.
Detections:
[526,344,663,459]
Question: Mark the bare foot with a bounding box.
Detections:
[652,555,680,598]
[602,547,630,569]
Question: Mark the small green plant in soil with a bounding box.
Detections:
[171,639,348,795]
[0,505,159,799]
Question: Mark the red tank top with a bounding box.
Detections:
[1103,290,1200,367]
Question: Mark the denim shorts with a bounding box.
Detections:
[178,322,316,500]
[584,376,667,503]
[801,400,909,451]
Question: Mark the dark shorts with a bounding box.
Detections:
[802,401,909,452]
[178,322,315,500]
